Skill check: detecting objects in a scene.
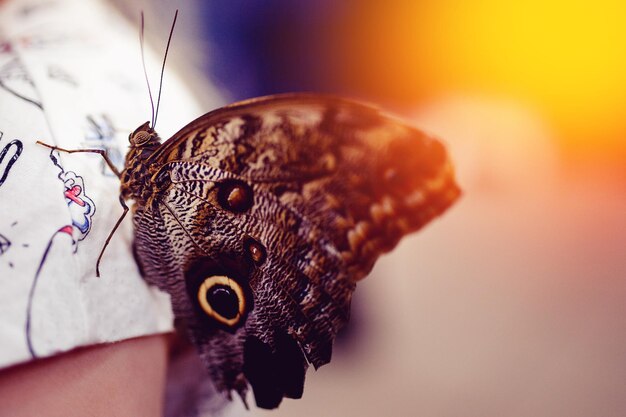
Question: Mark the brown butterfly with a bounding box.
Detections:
[39,93,460,408]
[37,13,460,411]
[123,93,460,408]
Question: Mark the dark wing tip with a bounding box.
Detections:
[242,332,308,409]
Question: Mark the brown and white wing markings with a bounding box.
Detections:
[131,94,460,409]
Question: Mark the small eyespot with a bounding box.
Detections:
[197,275,246,327]
[244,237,267,265]
[217,180,254,213]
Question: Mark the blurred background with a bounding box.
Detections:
[117,1,625,416]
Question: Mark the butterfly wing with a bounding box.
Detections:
[132,94,460,408]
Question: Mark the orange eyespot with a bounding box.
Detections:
[244,237,267,265]
[197,275,246,327]
[217,179,254,213]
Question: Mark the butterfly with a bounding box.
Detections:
[116,93,460,408]
[38,92,459,408]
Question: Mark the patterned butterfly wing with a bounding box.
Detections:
[126,94,460,408]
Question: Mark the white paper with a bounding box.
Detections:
[0,0,212,368]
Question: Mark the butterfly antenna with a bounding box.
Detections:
[140,11,156,127]
[153,9,178,129]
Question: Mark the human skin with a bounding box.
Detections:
[0,335,169,417]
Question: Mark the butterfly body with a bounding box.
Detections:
[120,122,164,206]
[121,94,460,408]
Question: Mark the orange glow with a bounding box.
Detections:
[335,1,626,164]
[434,1,626,153]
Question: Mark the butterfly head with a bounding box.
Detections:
[129,121,160,148]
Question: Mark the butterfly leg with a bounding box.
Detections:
[36,141,122,178]
[95,194,129,277]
